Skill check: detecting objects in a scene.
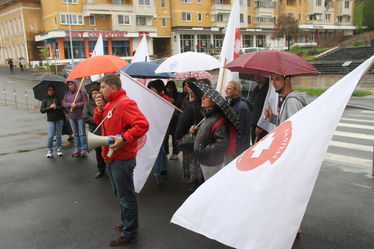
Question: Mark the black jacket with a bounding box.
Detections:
[194,108,228,166]
[40,95,65,122]
[175,100,204,140]
[229,96,251,155]
[249,82,269,128]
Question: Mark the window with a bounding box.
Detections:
[288,12,294,18]
[180,34,194,53]
[216,14,224,22]
[139,0,150,5]
[181,0,191,3]
[325,13,331,21]
[255,15,276,24]
[89,15,95,26]
[136,16,147,25]
[198,13,202,22]
[213,34,224,48]
[112,40,130,56]
[197,34,210,51]
[54,16,57,25]
[64,41,85,59]
[89,40,109,54]
[161,0,166,7]
[182,12,191,21]
[240,14,244,23]
[162,18,167,27]
[344,1,349,8]
[247,0,250,7]
[60,13,84,25]
[63,0,78,3]
[242,35,254,47]
[247,15,251,24]
[197,0,202,3]
[118,14,130,25]
[256,35,266,47]
[316,0,321,6]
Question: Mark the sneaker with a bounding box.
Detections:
[57,149,63,157]
[46,151,53,158]
[80,152,88,157]
[72,152,80,157]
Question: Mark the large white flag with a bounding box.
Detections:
[257,79,278,133]
[90,34,104,82]
[120,72,174,192]
[215,0,240,95]
[132,35,150,63]
[172,56,374,249]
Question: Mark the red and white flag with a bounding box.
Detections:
[120,72,174,192]
[132,35,150,63]
[90,34,104,82]
[172,56,374,249]
[215,0,240,95]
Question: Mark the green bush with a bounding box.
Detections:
[352,40,365,47]
[295,88,372,97]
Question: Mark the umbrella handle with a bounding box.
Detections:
[70,78,85,112]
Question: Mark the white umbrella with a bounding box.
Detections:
[155,52,221,73]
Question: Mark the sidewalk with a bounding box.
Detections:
[0,66,38,82]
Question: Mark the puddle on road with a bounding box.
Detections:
[0,130,47,138]
[0,146,45,156]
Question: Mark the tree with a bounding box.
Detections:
[271,16,300,51]
[363,0,374,31]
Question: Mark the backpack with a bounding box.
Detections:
[211,118,236,156]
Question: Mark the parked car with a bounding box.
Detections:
[240,47,267,54]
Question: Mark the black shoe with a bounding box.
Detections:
[160,170,168,175]
[94,171,105,179]
[109,235,137,246]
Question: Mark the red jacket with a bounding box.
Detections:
[93,89,149,161]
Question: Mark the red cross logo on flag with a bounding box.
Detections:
[236,121,292,171]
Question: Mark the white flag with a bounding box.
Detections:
[257,79,278,133]
[132,35,150,63]
[172,56,374,249]
[90,34,104,82]
[120,72,174,192]
[215,0,240,95]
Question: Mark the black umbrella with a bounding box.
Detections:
[33,80,68,101]
[5,58,13,61]
[84,81,101,93]
[35,74,66,82]
[120,61,174,79]
[189,81,240,131]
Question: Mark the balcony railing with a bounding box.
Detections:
[254,1,276,8]
[83,3,133,16]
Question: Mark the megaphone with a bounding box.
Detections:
[87,132,117,157]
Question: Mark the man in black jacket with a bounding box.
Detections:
[225,80,251,161]
[83,85,106,178]
[248,75,269,145]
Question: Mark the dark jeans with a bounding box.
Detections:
[95,147,106,172]
[107,158,138,239]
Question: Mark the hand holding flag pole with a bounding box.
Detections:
[70,77,85,112]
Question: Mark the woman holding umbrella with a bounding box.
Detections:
[189,81,239,180]
[40,85,65,158]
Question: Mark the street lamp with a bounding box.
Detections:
[66,1,74,66]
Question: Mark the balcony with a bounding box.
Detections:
[254,1,276,8]
[83,3,133,17]
[211,3,231,16]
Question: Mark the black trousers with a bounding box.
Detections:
[95,147,106,172]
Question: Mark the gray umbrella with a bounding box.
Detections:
[189,81,240,131]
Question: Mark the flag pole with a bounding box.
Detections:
[70,77,85,112]
[219,58,227,94]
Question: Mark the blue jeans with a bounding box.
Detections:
[153,146,167,177]
[69,118,87,153]
[108,159,138,239]
[47,120,63,151]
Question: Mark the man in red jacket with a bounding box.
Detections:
[93,74,149,246]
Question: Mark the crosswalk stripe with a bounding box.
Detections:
[324,153,372,168]
[337,123,374,130]
[340,118,374,124]
[329,141,372,152]
[333,130,374,140]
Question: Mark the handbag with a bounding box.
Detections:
[178,132,196,148]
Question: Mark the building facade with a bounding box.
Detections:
[0,0,355,67]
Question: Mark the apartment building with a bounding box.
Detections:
[0,0,43,68]
[0,0,356,67]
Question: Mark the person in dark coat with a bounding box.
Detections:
[225,80,251,161]
[176,85,204,191]
[83,83,106,178]
[40,84,66,158]
[164,80,183,160]
[248,75,269,145]
[190,94,229,180]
